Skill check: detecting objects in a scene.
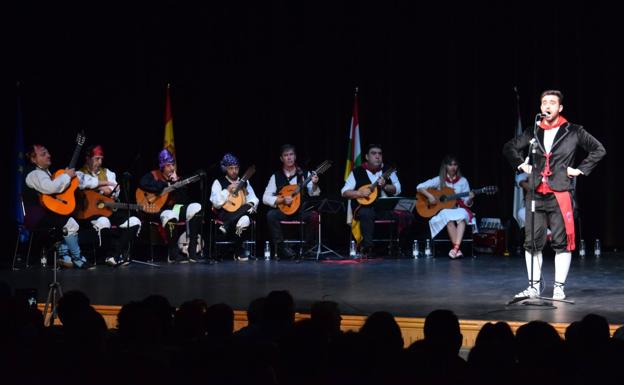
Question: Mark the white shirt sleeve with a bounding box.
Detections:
[263,175,278,207]
[77,170,99,190]
[341,172,356,195]
[106,169,120,199]
[389,171,401,196]
[246,182,260,207]
[306,172,321,197]
[459,177,472,205]
[210,179,229,209]
[416,176,440,191]
[25,169,72,195]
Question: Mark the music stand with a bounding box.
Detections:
[309,199,345,260]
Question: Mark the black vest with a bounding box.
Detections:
[274,169,307,195]
[22,165,44,208]
[351,165,394,210]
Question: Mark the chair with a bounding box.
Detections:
[209,217,256,260]
[432,219,477,258]
[273,218,321,259]
[348,219,400,257]
[146,220,198,262]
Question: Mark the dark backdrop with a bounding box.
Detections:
[4,1,622,260]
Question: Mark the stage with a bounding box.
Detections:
[3,252,624,326]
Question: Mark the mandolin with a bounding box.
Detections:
[222,165,256,213]
[135,172,203,214]
[277,160,332,215]
[40,131,86,215]
[415,185,498,218]
[356,166,397,206]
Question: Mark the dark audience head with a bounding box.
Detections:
[0,281,11,299]
[57,290,91,326]
[246,297,266,326]
[205,302,234,338]
[118,300,163,345]
[311,300,342,338]
[515,320,563,367]
[174,299,208,342]
[360,311,404,354]
[423,309,463,355]
[142,294,176,337]
[264,290,295,325]
[579,313,611,348]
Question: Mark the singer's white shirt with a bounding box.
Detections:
[543,127,559,153]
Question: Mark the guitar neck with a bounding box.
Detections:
[373,168,395,186]
[104,202,143,210]
[67,135,86,170]
[163,174,201,194]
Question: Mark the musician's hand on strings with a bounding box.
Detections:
[567,167,583,178]
[168,171,179,183]
[427,195,437,205]
[358,188,372,198]
[247,204,256,214]
[284,196,293,205]
[377,177,386,188]
[65,168,76,178]
[519,164,532,174]
[227,183,238,193]
[468,191,475,199]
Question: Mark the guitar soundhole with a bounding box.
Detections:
[439,196,447,202]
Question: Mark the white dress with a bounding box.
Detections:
[416,176,475,238]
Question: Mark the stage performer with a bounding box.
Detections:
[503,89,605,300]
[342,144,412,258]
[210,153,258,261]
[24,144,88,268]
[262,144,320,259]
[76,145,141,266]
[138,149,203,263]
[416,155,475,259]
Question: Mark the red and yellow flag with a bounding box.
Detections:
[163,84,175,157]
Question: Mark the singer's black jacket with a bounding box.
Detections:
[502,122,606,192]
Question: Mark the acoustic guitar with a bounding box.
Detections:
[222,165,256,213]
[76,190,154,220]
[356,166,397,206]
[135,172,203,214]
[40,131,86,215]
[276,160,332,215]
[415,185,498,218]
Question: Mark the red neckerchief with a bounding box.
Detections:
[445,174,473,221]
[362,162,382,173]
[445,174,460,184]
[539,115,568,130]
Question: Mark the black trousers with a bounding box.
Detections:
[355,206,414,250]
[266,208,318,244]
[216,204,254,248]
[524,192,571,253]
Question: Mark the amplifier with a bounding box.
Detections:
[473,228,506,255]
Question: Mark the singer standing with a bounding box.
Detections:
[503,90,605,300]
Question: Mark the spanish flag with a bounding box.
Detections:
[163,84,175,158]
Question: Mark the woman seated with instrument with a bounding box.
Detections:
[210,153,258,261]
[416,155,475,259]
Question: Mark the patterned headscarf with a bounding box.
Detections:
[159,149,175,169]
[88,145,104,158]
[220,153,239,172]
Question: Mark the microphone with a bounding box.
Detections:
[122,171,132,178]
[537,112,550,119]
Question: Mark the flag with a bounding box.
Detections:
[345,89,363,244]
[512,87,524,226]
[13,82,28,242]
[163,83,175,157]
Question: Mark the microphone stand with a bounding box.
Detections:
[120,172,159,268]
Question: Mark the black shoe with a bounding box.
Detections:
[235,246,251,261]
[277,243,297,259]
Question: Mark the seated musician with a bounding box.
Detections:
[262,144,320,259]
[210,153,258,261]
[76,145,141,266]
[24,144,87,268]
[416,155,475,259]
[138,149,203,263]
[341,144,412,257]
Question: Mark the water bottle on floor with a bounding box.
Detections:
[264,241,271,260]
[578,239,586,259]
[424,239,432,258]
[349,240,357,258]
[412,240,420,259]
[594,239,601,258]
